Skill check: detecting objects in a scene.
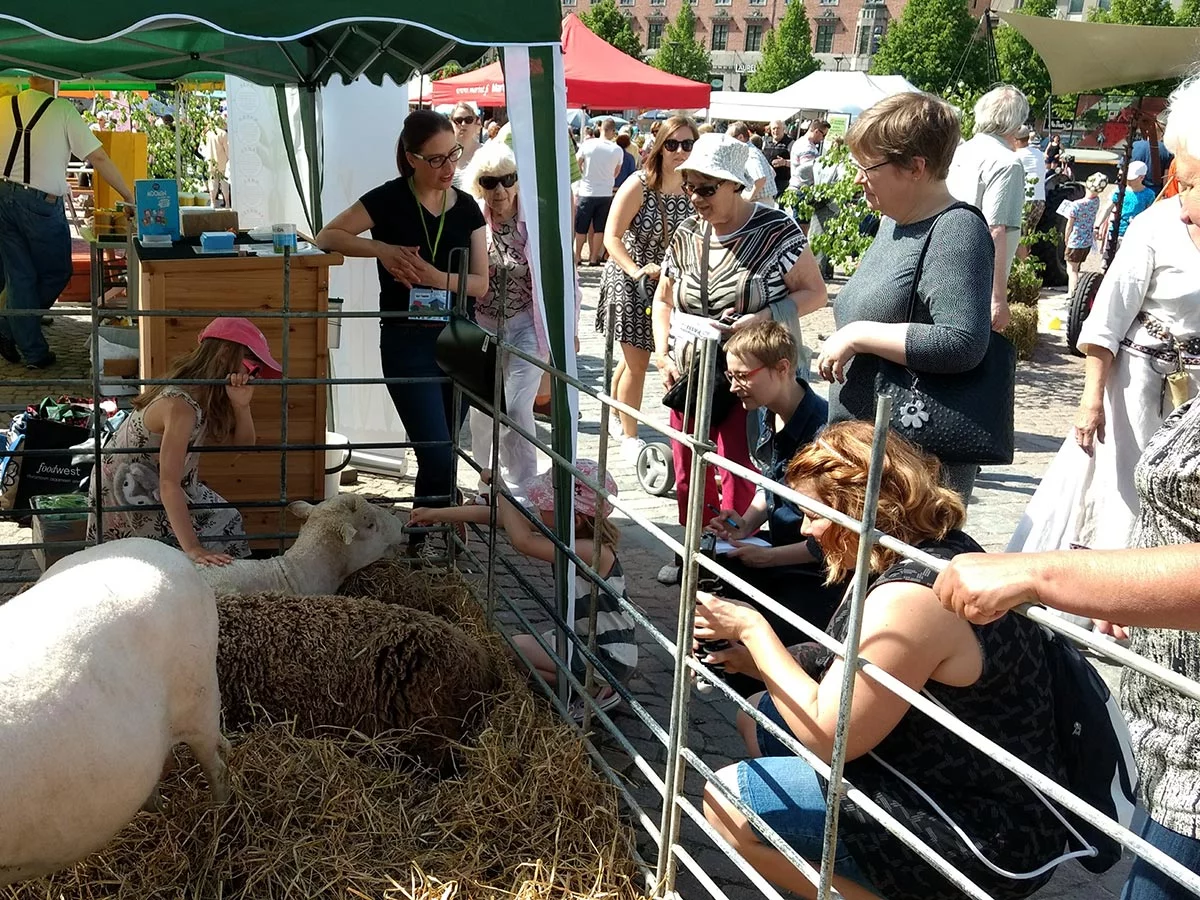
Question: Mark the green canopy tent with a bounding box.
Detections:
[0,2,583,693]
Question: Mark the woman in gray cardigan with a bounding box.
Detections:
[814,92,995,500]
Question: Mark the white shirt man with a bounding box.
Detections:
[573,119,624,266]
[787,121,830,193]
[726,122,776,206]
[0,77,133,368]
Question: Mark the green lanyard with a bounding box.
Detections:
[409,178,448,262]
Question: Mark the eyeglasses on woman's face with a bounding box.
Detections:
[479,172,518,190]
[452,115,477,126]
[663,138,695,153]
[851,158,892,178]
[681,179,728,199]
[726,364,765,386]
[410,144,465,169]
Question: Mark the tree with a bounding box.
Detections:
[579,0,643,59]
[869,0,988,94]
[1091,0,1175,26]
[1179,0,1200,26]
[650,5,711,84]
[744,0,820,93]
[994,0,1055,122]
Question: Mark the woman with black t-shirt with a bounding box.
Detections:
[317,109,487,559]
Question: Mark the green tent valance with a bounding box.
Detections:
[0,3,561,85]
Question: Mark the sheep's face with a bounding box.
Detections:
[291,496,406,574]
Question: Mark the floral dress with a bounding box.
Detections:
[86,386,250,558]
[595,171,693,351]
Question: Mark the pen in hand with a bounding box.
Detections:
[706,503,740,531]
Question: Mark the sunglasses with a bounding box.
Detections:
[242,357,261,378]
[452,116,478,125]
[663,138,695,152]
[479,173,518,190]
[681,180,726,198]
[410,144,464,169]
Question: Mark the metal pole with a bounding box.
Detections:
[447,246,473,569]
[582,293,619,733]
[278,246,292,556]
[816,396,892,900]
[654,335,718,895]
[484,269,508,623]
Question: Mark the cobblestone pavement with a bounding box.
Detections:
[0,281,1131,898]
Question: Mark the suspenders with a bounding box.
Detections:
[3,95,56,183]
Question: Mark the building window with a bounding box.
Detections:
[820,0,839,6]
[1067,0,1084,12]
[647,21,664,48]
[855,22,883,54]
[711,21,729,49]
[815,22,835,53]
[650,0,666,6]
[748,0,768,5]
[562,0,576,6]
[745,23,763,51]
[715,0,733,5]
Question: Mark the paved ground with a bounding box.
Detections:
[0,276,1133,899]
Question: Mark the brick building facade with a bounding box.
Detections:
[562,0,907,91]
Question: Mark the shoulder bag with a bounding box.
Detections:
[873,202,1016,465]
[661,223,736,426]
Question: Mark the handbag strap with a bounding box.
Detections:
[905,201,986,323]
[699,222,712,317]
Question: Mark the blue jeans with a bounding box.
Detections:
[0,181,71,364]
[380,323,463,512]
[1121,814,1200,900]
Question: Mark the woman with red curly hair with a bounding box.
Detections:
[696,421,1074,900]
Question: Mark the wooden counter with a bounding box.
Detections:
[133,242,344,546]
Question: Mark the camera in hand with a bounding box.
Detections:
[696,531,733,673]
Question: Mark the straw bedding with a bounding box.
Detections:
[2,566,647,900]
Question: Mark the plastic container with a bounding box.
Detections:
[272,223,298,254]
[323,431,351,499]
[31,493,90,572]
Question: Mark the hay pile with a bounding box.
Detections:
[3,567,647,900]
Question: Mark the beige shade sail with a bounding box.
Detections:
[997,12,1200,94]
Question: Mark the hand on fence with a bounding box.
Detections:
[695,590,760,643]
[409,507,442,526]
[1094,620,1131,641]
[932,552,1037,625]
[225,372,255,408]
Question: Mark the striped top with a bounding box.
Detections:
[569,553,638,685]
[662,205,808,318]
[1123,396,1200,838]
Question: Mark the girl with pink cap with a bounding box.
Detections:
[412,459,637,718]
[87,316,282,565]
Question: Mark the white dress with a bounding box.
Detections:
[1010,198,1200,552]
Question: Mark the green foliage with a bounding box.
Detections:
[86,90,222,191]
[1091,0,1175,26]
[650,5,711,84]
[779,142,874,269]
[579,0,644,59]
[994,0,1055,120]
[941,82,983,139]
[743,0,820,94]
[1179,0,1200,26]
[434,62,463,80]
[869,0,987,94]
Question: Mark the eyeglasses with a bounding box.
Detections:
[410,144,464,169]
[452,116,478,125]
[242,357,261,378]
[727,365,765,385]
[681,180,726,198]
[663,138,695,152]
[479,173,518,190]
[852,159,891,176]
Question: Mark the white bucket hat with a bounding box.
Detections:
[1127,160,1149,181]
[676,133,753,190]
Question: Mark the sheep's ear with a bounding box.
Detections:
[289,500,315,521]
[337,522,357,545]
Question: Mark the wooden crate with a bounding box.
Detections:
[136,249,342,546]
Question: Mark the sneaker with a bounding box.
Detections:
[621,435,646,465]
[569,685,622,723]
[25,351,55,370]
[607,415,625,441]
[657,558,682,586]
[0,334,18,364]
[408,531,449,567]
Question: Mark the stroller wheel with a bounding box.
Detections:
[637,442,675,496]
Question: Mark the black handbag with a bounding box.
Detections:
[435,315,506,415]
[873,203,1016,465]
[661,223,737,426]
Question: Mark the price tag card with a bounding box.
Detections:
[409,287,451,322]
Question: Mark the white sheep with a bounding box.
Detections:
[0,538,229,887]
[197,494,407,598]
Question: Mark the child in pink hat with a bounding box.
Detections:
[88,317,280,566]
[412,459,637,718]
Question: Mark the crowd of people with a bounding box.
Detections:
[298,77,1200,900]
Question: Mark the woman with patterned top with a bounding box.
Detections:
[598,115,697,464]
[1010,75,1200,559]
[462,141,545,498]
[652,132,827,585]
[698,422,1073,900]
[88,317,282,564]
[1062,172,1107,296]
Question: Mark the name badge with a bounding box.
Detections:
[409,287,451,322]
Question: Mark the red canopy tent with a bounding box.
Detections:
[430,13,710,109]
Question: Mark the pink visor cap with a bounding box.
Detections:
[526,459,619,519]
[197,317,284,379]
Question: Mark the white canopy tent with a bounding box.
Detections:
[770,71,920,118]
[704,90,804,123]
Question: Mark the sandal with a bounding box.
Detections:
[569,685,622,723]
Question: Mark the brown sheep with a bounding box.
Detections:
[216,593,500,769]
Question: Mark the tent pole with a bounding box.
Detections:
[300,85,323,233]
